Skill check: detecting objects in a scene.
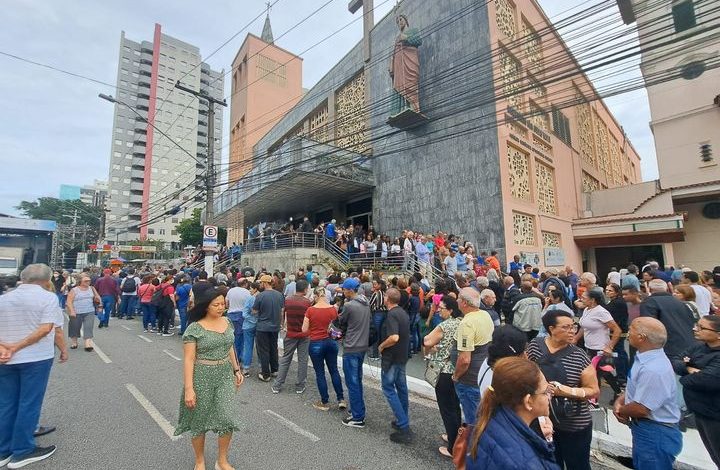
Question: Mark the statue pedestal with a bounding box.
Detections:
[387,109,428,130]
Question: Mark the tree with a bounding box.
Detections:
[175,208,226,247]
[16,197,103,228]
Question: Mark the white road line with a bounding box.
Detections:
[137,335,153,343]
[163,349,182,361]
[125,383,181,441]
[120,325,132,331]
[264,410,321,442]
[93,344,112,364]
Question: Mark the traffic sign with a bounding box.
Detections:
[203,225,218,251]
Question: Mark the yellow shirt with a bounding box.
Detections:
[455,310,494,351]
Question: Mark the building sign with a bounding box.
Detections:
[0,217,57,232]
[544,248,566,267]
[89,244,157,253]
[519,251,541,266]
[203,225,218,251]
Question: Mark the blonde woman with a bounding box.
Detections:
[66,275,101,351]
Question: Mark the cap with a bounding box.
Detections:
[340,277,360,290]
[259,274,273,283]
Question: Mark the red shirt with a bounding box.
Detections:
[284,295,312,339]
[304,306,338,341]
[138,283,156,303]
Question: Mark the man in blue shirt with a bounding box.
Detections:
[614,317,682,470]
[325,219,336,239]
[508,254,523,273]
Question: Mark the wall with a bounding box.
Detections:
[585,181,659,217]
[241,248,330,277]
[371,0,505,255]
[672,201,720,269]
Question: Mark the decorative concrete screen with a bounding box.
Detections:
[535,160,557,215]
[496,0,517,40]
[335,72,369,154]
[513,212,536,246]
[508,144,531,201]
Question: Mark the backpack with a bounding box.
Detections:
[121,277,136,293]
[150,285,170,307]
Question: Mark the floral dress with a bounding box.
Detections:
[431,317,461,374]
[175,319,241,437]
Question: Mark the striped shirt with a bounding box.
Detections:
[527,338,592,432]
[0,284,63,365]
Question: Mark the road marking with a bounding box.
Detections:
[137,335,153,343]
[264,410,321,442]
[163,349,182,361]
[125,384,181,441]
[120,325,132,331]
[93,344,112,364]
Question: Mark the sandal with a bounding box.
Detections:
[439,446,452,458]
[70,344,78,349]
[84,347,94,352]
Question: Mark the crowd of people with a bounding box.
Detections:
[1,251,719,469]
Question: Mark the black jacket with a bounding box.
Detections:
[640,293,695,359]
[672,342,720,420]
[606,298,629,333]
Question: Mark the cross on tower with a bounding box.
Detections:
[348,0,374,63]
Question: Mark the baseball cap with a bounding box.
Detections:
[340,277,360,290]
[259,274,273,283]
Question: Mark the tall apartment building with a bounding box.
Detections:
[106,23,224,245]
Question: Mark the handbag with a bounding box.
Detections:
[424,358,443,387]
[452,423,473,470]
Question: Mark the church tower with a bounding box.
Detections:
[228,11,303,184]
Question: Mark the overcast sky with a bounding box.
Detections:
[0,0,657,216]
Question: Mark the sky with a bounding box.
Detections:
[0,0,658,216]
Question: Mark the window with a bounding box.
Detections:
[159,229,166,235]
[114,139,122,146]
[147,229,155,235]
[673,1,696,33]
[552,106,572,146]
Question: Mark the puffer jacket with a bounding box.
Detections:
[466,406,560,470]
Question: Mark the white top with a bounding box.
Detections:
[0,284,62,365]
[579,305,614,350]
[691,284,712,316]
[120,276,140,296]
[477,358,493,394]
[444,256,458,276]
[226,287,252,313]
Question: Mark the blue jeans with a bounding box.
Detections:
[119,295,138,318]
[342,351,366,421]
[455,382,481,425]
[631,420,682,470]
[371,312,386,357]
[381,363,409,429]
[614,338,629,383]
[241,327,256,368]
[230,318,243,363]
[100,295,115,325]
[408,314,421,354]
[140,303,156,329]
[0,359,53,458]
[178,305,189,334]
[309,339,344,404]
[56,293,66,309]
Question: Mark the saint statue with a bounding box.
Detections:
[389,14,422,117]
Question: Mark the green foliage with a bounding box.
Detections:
[174,208,226,247]
[15,197,103,227]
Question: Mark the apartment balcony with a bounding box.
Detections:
[131,156,145,167]
[130,181,144,192]
[136,98,149,110]
[130,169,145,179]
[129,193,143,204]
[128,214,142,222]
[197,135,208,146]
[132,143,146,155]
[134,134,147,145]
[139,62,152,75]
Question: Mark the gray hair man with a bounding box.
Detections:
[479,289,500,326]
[0,264,64,467]
[452,287,494,425]
[640,279,695,359]
[614,317,682,469]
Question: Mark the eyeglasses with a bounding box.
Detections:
[554,324,578,331]
[693,324,717,332]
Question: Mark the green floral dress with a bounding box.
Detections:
[432,317,461,374]
[175,319,241,437]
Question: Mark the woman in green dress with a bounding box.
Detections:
[175,289,244,470]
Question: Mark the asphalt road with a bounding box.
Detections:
[32,317,452,470]
[31,316,619,470]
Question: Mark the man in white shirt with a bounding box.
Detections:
[684,271,713,316]
[226,279,253,365]
[118,268,140,320]
[0,264,60,468]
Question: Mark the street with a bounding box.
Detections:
[34,317,451,470]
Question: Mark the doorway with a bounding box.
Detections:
[595,245,664,286]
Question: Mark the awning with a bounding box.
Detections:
[572,213,685,248]
[213,170,373,227]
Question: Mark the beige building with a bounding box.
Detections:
[574,0,720,275]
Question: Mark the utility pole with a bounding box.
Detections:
[175,80,227,276]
